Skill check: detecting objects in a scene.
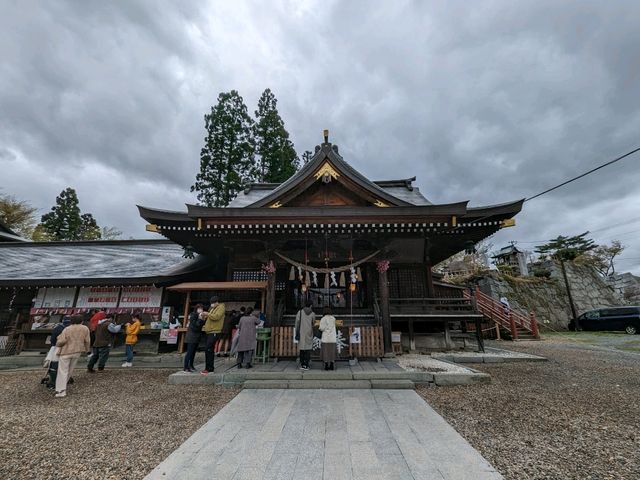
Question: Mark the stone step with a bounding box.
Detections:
[370,379,415,389]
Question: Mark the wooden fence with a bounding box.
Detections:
[270,326,384,359]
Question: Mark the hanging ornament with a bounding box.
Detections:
[298,266,303,281]
[181,244,195,259]
[301,283,308,293]
[350,267,357,284]
[350,283,357,292]
[339,272,346,287]
[324,273,330,290]
[312,271,318,286]
[305,271,311,286]
[356,267,363,282]
[330,271,337,287]
[289,266,295,281]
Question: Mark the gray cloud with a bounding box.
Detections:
[1,0,639,273]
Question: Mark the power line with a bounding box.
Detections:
[525,146,640,202]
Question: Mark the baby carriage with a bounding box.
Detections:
[40,330,74,389]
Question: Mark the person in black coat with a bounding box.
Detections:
[183,304,205,372]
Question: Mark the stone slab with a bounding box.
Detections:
[244,380,290,389]
[405,372,435,383]
[352,371,413,380]
[145,389,503,480]
[433,372,491,386]
[370,379,415,389]
[168,372,223,385]
[287,380,371,389]
[244,371,303,380]
[301,371,353,380]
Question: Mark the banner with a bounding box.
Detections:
[39,288,77,308]
[75,287,120,309]
[118,286,163,309]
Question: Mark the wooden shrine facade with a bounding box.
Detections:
[139,136,523,355]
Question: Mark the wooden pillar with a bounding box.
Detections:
[424,237,435,298]
[178,290,191,354]
[378,268,393,355]
[266,269,276,325]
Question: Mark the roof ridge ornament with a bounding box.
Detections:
[314,162,340,181]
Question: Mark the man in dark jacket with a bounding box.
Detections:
[184,304,204,372]
[87,315,121,373]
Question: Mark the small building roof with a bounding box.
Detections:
[492,244,523,258]
[0,239,212,287]
[0,220,29,242]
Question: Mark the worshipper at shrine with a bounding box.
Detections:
[54,316,90,398]
[294,301,315,370]
[122,313,141,367]
[45,316,71,389]
[201,296,225,374]
[236,308,261,369]
[87,314,121,373]
[184,304,204,372]
[319,307,337,371]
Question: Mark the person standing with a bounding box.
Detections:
[45,316,71,389]
[122,313,141,367]
[294,301,315,370]
[87,315,121,373]
[319,307,337,371]
[236,308,261,369]
[201,297,225,374]
[184,304,204,372]
[54,316,90,398]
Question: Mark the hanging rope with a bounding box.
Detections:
[275,249,381,274]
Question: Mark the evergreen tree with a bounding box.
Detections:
[79,213,102,240]
[38,187,102,240]
[535,232,596,261]
[254,88,299,183]
[191,91,256,207]
[301,150,313,164]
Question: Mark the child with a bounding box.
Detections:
[122,313,141,367]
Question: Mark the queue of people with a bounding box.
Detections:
[44,310,143,398]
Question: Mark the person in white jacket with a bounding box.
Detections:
[319,307,337,371]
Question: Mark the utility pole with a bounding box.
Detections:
[560,259,579,329]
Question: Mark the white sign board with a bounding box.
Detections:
[118,286,163,308]
[33,288,47,308]
[75,287,120,309]
[41,288,77,308]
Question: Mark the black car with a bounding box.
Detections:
[569,307,640,334]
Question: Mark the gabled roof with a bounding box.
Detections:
[0,239,212,286]
[245,142,415,208]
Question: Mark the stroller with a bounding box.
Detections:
[41,347,74,389]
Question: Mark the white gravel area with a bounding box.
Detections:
[397,354,474,373]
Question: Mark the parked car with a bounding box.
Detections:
[568,307,640,334]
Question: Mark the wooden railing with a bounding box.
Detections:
[270,326,384,358]
[464,286,539,340]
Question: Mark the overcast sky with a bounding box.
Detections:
[1,1,639,273]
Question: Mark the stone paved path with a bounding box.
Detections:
[145,389,502,480]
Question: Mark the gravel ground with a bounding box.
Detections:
[0,368,239,480]
[417,338,640,480]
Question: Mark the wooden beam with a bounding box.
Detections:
[178,290,191,354]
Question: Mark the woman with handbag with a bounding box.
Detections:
[319,306,337,371]
[184,304,204,372]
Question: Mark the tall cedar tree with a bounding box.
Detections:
[39,187,102,240]
[535,232,596,262]
[191,91,256,207]
[254,88,299,183]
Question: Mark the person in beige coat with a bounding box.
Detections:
[54,316,90,398]
[319,307,337,371]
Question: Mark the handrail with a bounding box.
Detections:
[464,287,539,339]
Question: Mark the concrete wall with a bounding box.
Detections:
[478,261,624,330]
